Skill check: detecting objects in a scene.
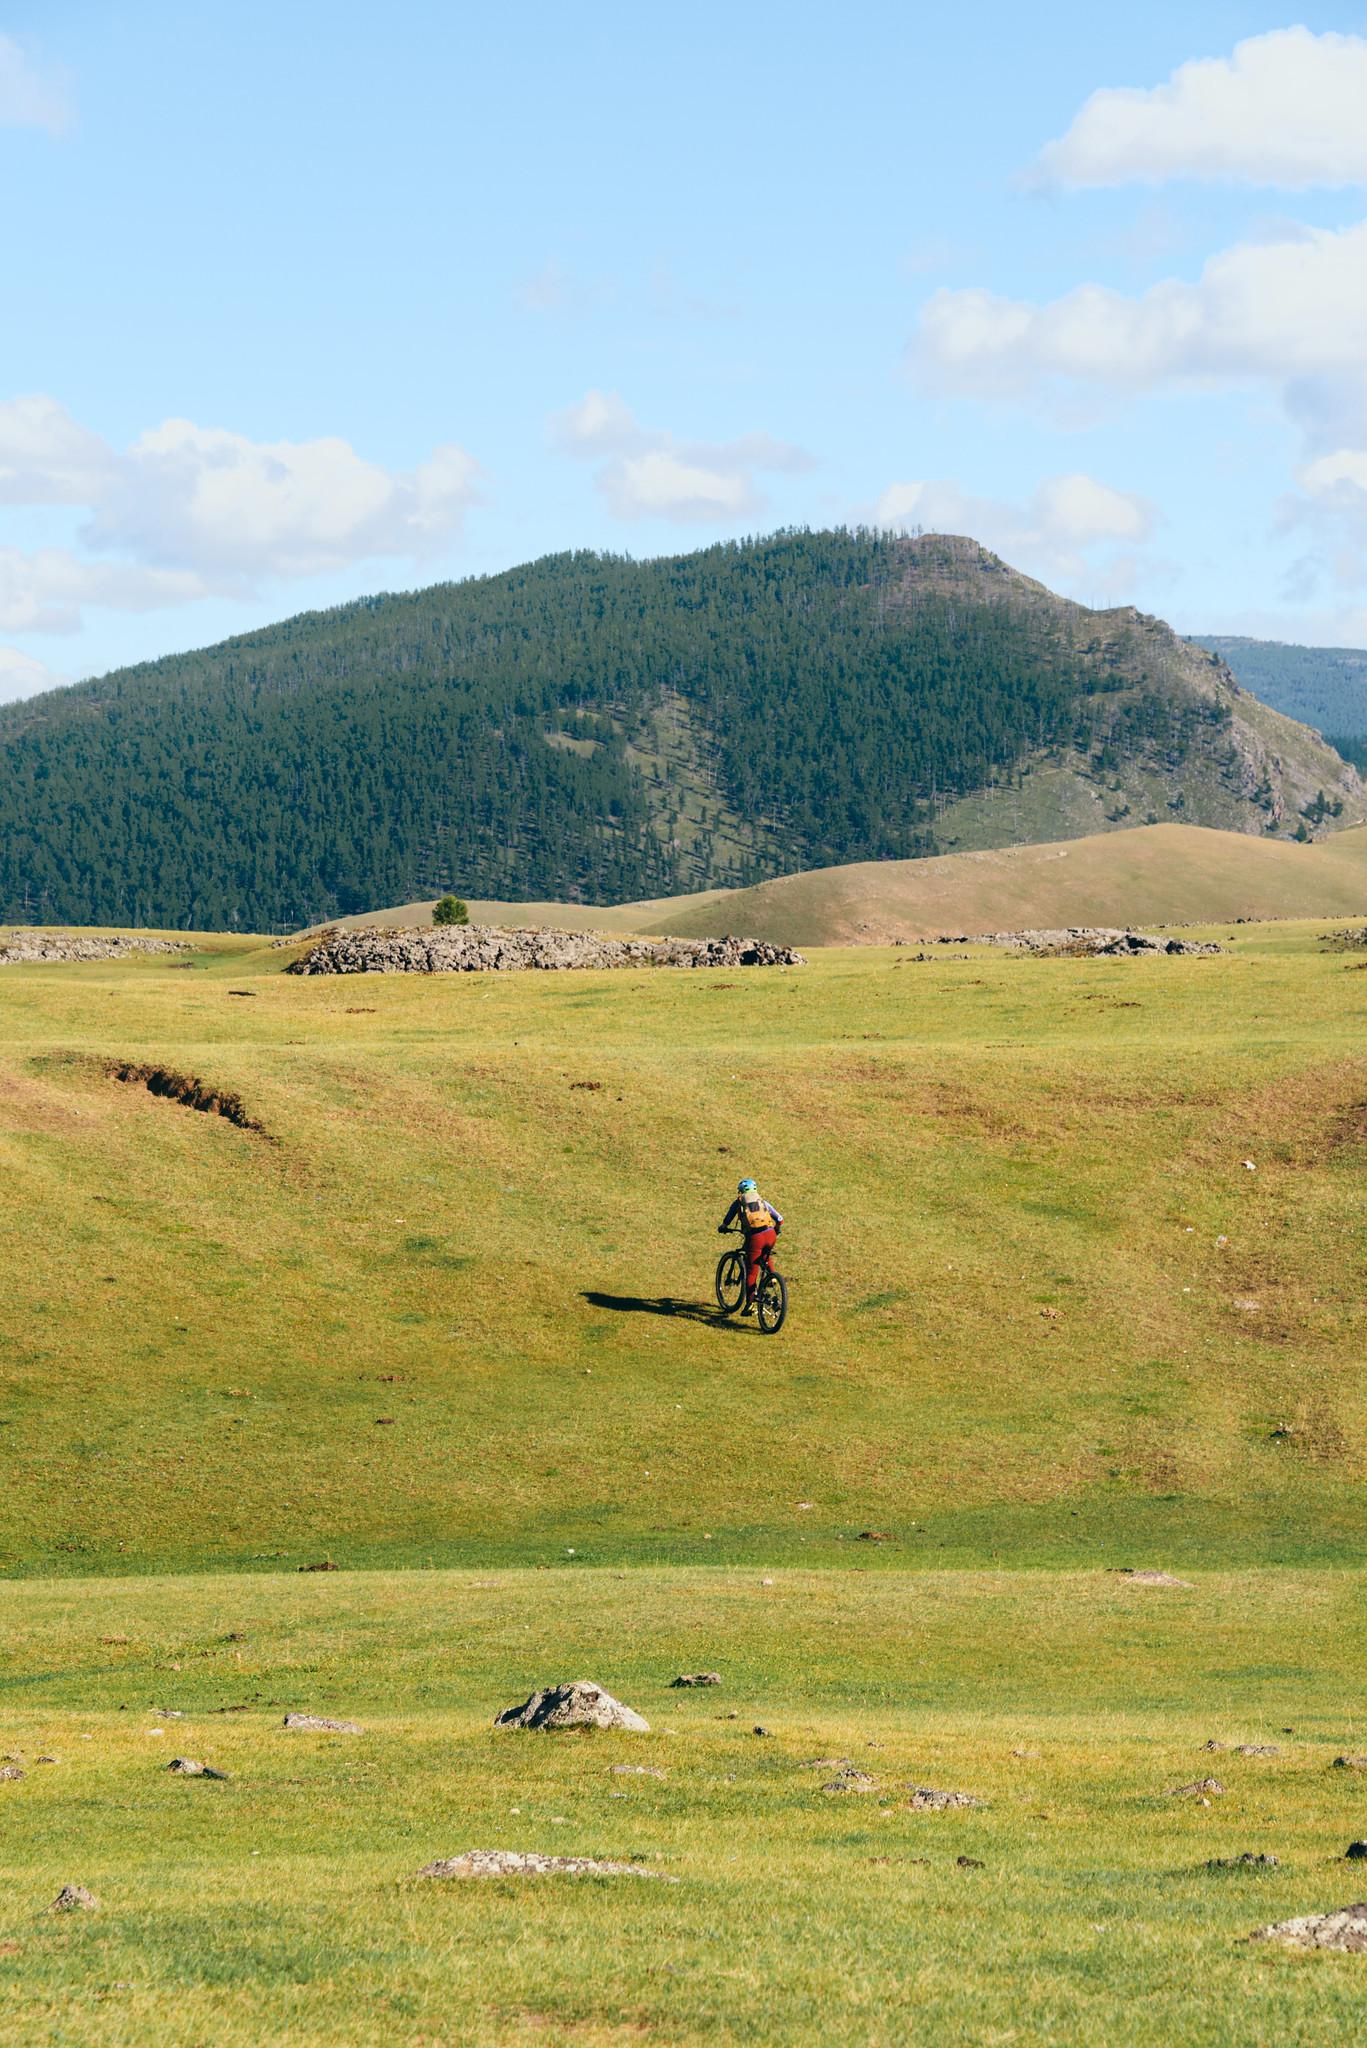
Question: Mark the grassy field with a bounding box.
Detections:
[3,921,1367,2040]
[5,1564,1367,2047]
[2,919,1367,1575]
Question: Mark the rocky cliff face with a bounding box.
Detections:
[886,536,1365,851]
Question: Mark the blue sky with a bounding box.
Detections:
[4,1,1367,700]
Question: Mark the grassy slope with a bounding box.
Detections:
[2,922,1367,1575]
[330,821,1367,949]
[653,822,1367,946]
[4,1565,1367,2047]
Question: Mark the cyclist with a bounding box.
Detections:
[718,1177,783,1315]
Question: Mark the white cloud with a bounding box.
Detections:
[1034,29,1367,191]
[0,645,69,704]
[917,220,1367,434]
[0,401,484,629]
[88,420,482,578]
[0,548,211,635]
[552,390,811,523]
[0,32,71,136]
[0,396,114,504]
[871,472,1156,592]
[603,451,755,521]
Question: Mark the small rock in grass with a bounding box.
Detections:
[858,1531,891,1543]
[0,1766,23,1783]
[752,1726,773,1738]
[1233,1744,1281,1758]
[608,1764,666,1780]
[49,1885,98,1912]
[906,1787,982,1811]
[1332,1756,1367,1770]
[34,1757,57,1766]
[1346,1842,1367,1860]
[800,1757,855,1772]
[415,1850,676,1882]
[282,1713,363,1734]
[956,1855,985,1869]
[1116,1569,1193,1590]
[822,1769,878,1795]
[1251,1902,1367,1952]
[1167,1778,1225,1798]
[495,1683,648,1733]
[670,1673,720,1688]
[1207,1852,1279,1871]
[167,1758,228,1779]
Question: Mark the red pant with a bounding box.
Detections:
[745,1228,777,1297]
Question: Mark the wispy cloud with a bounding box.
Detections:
[872,472,1158,596]
[0,33,72,138]
[551,390,811,523]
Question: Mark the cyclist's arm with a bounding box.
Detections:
[767,1203,783,1230]
[719,1198,741,1232]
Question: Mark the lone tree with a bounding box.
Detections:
[432,894,469,926]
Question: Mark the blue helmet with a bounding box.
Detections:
[738,1177,757,1194]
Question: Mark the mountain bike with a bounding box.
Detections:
[714,1229,788,1334]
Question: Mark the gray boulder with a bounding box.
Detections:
[906,1786,982,1811]
[49,1885,99,1912]
[493,1682,649,1732]
[1251,1902,1367,1952]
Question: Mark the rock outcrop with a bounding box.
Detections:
[494,1682,649,1732]
[943,928,1220,958]
[1251,1901,1367,1952]
[415,1850,675,1881]
[0,932,189,966]
[49,1885,99,1912]
[287,925,803,976]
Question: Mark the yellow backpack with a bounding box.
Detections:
[742,1194,770,1232]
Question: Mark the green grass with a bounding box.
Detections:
[2,923,1367,1575]
[4,1565,1367,2046]
[5,924,1367,2039]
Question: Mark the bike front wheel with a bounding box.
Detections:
[715,1247,746,1316]
[756,1267,787,1335]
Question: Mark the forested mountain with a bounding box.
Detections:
[2,531,1362,931]
[1190,635,1367,778]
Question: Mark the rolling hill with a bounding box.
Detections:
[2,917,1366,1576]
[1,531,1361,932]
[317,820,1367,947]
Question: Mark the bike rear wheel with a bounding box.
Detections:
[715,1247,746,1316]
[756,1266,787,1334]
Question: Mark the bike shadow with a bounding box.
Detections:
[580,1290,742,1330]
